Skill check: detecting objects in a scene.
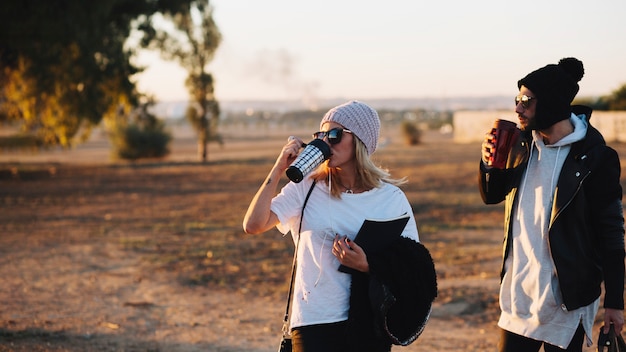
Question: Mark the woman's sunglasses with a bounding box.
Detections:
[515,94,535,109]
[312,128,352,145]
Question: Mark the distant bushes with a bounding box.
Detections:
[109,123,171,160]
[0,134,43,149]
[400,120,422,146]
[108,103,172,161]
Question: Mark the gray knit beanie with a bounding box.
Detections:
[319,100,380,155]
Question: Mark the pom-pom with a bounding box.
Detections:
[558,57,584,82]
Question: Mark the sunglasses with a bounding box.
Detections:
[515,94,535,109]
[312,128,352,145]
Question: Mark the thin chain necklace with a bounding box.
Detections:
[338,180,355,193]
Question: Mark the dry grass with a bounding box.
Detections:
[1,125,624,351]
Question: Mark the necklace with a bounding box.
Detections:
[338,181,355,193]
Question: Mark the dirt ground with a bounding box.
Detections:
[0,125,623,351]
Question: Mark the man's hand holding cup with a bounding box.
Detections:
[484,119,520,169]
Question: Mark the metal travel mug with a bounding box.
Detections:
[286,139,331,183]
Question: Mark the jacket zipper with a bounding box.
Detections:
[550,170,591,226]
[546,169,590,311]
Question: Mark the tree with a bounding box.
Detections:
[150,0,222,162]
[575,83,626,111]
[606,84,626,110]
[0,0,195,147]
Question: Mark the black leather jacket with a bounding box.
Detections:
[345,237,437,351]
[478,106,625,311]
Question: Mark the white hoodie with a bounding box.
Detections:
[498,113,599,348]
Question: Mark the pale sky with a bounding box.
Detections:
[133,0,626,105]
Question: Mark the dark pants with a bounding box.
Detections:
[291,321,349,352]
[498,324,586,352]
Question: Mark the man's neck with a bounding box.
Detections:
[538,118,574,145]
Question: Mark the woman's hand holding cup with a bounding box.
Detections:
[275,136,304,171]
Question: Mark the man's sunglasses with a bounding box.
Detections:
[312,128,352,145]
[515,94,535,109]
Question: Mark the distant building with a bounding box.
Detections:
[453,110,626,144]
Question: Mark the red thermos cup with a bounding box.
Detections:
[489,119,520,169]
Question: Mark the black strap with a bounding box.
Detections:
[282,180,316,335]
[598,324,626,351]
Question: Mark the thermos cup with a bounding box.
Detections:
[489,119,520,169]
[286,139,331,183]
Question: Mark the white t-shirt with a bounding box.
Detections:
[271,177,419,329]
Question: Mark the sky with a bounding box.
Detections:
[133,0,626,106]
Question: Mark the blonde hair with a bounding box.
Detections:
[310,136,406,198]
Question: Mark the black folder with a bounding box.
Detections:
[338,213,410,274]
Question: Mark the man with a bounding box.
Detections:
[478,57,625,351]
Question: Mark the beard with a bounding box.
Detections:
[519,112,541,132]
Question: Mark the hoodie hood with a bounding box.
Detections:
[535,112,588,148]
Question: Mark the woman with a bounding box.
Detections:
[243,100,436,352]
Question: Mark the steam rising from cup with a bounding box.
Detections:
[286,139,331,183]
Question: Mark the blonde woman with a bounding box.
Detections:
[244,100,436,352]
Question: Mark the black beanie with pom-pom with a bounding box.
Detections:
[518,57,585,130]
